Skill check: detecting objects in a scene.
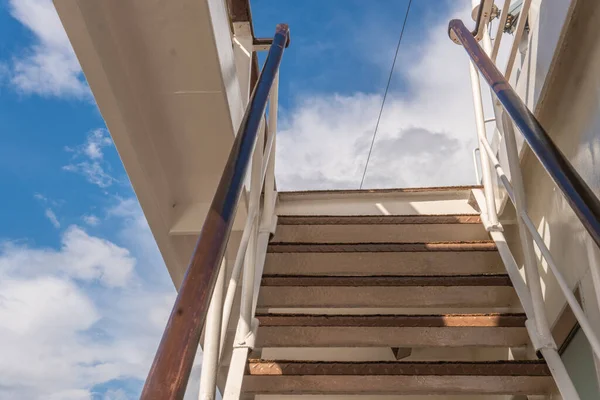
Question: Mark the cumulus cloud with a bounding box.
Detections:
[0,206,176,399]
[4,0,89,98]
[0,225,135,287]
[275,4,479,190]
[64,129,117,188]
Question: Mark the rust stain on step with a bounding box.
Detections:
[261,274,512,287]
[255,313,527,327]
[267,241,497,253]
[246,360,551,376]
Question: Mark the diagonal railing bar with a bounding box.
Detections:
[140,23,289,400]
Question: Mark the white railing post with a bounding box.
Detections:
[198,257,226,400]
[501,112,556,350]
[469,60,500,230]
[505,0,532,81]
[237,120,265,341]
[490,0,511,62]
[222,117,269,400]
[263,71,279,234]
[218,119,276,359]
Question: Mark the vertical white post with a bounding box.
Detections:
[222,126,265,400]
[268,72,279,139]
[198,258,226,400]
[502,113,555,348]
[237,118,264,340]
[218,212,256,359]
[505,0,532,81]
[263,71,279,234]
[469,60,500,229]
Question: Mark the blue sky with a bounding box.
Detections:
[252,0,456,103]
[0,0,477,398]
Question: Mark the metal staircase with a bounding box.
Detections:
[137,7,600,400]
[241,213,554,396]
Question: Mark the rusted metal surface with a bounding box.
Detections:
[277,214,482,225]
[250,52,259,94]
[246,360,551,376]
[267,241,498,253]
[139,24,290,400]
[261,274,512,287]
[255,313,527,327]
[227,0,252,22]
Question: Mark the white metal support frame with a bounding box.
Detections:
[469,59,501,231]
[197,45,281,399]
[464,3,600,398]
[501,112,556,351]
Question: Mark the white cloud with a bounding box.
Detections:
[0,226,135,287]
[0,206,176,399]
[45,208,61,228]
[5,0,89,98]
[63,162,116,188]
[33,193,47,202]
[64,129,117,188]
[84,129,113,160]
[103,389,129,400]
[275,4,480,190]
[83,214,100,226]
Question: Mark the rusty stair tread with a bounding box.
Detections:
[268,241,497,253]
[261,274,512,287]
[255,313,526,327]
[277,214,482,225]
[246,360,550,376]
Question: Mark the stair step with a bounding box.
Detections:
[268,241,497,253]
[274,214,489,243]
[258,275,517,308]
[265,242,503,276]
[255,313,528,348]
[243,360,553,395]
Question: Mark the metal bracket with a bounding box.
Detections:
[260,214,277,235]
[233,318,259,349]
[472,189,504,232]
[483,219,504,232]
[525,319,557,356]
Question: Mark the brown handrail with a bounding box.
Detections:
[140,24,289,400]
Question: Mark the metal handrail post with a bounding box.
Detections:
[262,71,279,233]
[198,258,226,400]
[140,24,289,400]
[504,0,532,81]
[501,112,556,349]
[237,117,265,340]
[490,0,511,62]
[469,60,500,229]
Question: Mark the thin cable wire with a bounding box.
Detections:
[359,0,413,189]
